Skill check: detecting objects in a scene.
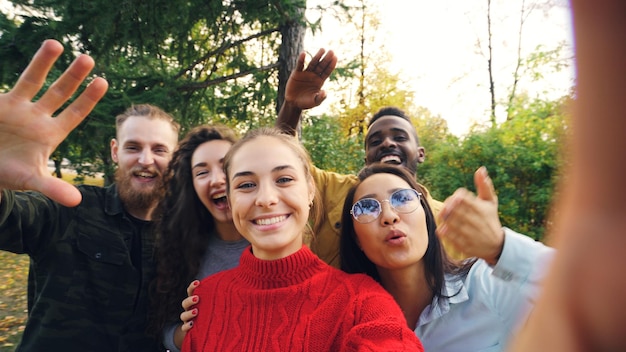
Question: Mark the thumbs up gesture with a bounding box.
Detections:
[437,166,505,264]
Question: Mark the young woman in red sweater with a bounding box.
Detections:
[182,127,423,351]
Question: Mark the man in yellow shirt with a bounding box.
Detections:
[276,49,461,267]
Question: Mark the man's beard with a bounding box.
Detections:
[115,167,165,212]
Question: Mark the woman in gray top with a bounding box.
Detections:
[149,125,249,351]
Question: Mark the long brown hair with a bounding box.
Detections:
[148,125,238,336]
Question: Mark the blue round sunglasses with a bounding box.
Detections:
[350,188,422,224]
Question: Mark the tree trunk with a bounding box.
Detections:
[277,5,306,121]
[487,0,497,126]
[507,0,528,121]
[53,159,63,179]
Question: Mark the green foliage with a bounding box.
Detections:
[421,94,570,241]
[301,113,365,175]
[0,0,320,181]
[0,0,572,244]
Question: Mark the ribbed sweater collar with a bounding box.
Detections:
[237,245,327,290]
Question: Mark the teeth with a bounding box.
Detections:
[212,192,226,200]
[381,155,401,164]
[137,172,154,178]
[255,215,287,226]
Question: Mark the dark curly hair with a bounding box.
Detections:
[148,124,238,338]
[367,106,420,146]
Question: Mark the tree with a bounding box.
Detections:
[0,0,333,180]
[320,0,421,143]
[301,114,364,175]
[473,0,570,125]
[421,92,570,240]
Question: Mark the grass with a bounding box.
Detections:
[0,252,28,351]
[0,172,104,351]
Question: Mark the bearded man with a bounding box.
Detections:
[0,43,179,352]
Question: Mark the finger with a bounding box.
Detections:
[437,222,465,253]
[186,280,199,296]
[11,40,64,100]
[181,320,194,332]
[54,77,108,132]
[436,223,449,239]
[31,176,82,207]
[306,48,326,72]
[182,295,199,310]
[315,91,327,106]
[294,52,306,72]
[438,189,479,235]
[180,308,198,326]
[36,54,99,115]
[319,50,337,78]
[475,166,497,203]
[438,188,466,221]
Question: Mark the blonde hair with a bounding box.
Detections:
[115,104,180,138]
[223,127,323,243]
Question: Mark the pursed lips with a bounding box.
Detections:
[385,230,407,242]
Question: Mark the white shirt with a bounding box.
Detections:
[415,228,554,352]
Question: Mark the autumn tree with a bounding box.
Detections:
[322,0,422,143]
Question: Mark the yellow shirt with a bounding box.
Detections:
[310,166,463,268]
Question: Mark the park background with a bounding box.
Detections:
[0,0,573,349]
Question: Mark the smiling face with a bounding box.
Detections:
[111,115,178,215]
[364,115,425,175]
[352,173,428,272]
[226,135,315,260]
[191,139,233,225]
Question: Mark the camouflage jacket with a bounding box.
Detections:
[0,185,162,352]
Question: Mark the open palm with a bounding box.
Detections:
[0,40,108,206]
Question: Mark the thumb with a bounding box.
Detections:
[475,166,497,203]
[35,177,83,207]
[315,90,327,106]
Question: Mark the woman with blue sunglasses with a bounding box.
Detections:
[340,163,554,352]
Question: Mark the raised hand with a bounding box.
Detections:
[437,166,505,264]
[0,39,108,207]
[284,48,337,110]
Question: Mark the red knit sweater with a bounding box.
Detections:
[182,245,423,352]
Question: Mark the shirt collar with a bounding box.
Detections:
[417,273,469,326]
[104,184,125,216]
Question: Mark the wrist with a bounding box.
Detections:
[276,100,302,136]
[488,228,506,266]
[282,99,302,113]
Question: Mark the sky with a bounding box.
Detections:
[304,0,575,136]
[0,0,574,136]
